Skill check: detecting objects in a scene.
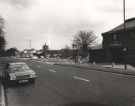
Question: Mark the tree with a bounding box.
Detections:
[73,30,97,58]
[0,34,6,56]
[61,45,71,58]
[5,48,18,56]
[0,16,6,56]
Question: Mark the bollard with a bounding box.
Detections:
[93,61,96,66]
[112,62,115,67]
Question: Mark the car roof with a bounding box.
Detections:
[9,62,27,66]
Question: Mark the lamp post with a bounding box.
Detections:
[72,44,78,63]
[123,0,127,69]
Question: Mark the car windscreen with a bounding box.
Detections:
[9,64,30,72]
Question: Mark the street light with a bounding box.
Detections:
[123,0,127,69]
[72,44,78,63]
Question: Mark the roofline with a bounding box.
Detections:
[102,17,135,35]
[125,17,135,23]
[102,26,135,36]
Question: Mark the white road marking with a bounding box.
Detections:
[73,76,90,82]
[36,65,41,68]
[49,69,56,73]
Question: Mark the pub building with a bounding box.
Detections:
[90,17,135,65]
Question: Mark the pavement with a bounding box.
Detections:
[0,62,5,106]
[54,62,135,76]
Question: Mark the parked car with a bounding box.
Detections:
[5,62,36,85]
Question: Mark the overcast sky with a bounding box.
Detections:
[0,0,135,50]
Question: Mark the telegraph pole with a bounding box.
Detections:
[123,0,127,69]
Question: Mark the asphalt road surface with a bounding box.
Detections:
[4,60,135,106]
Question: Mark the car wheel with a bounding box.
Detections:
[29,78,35,84]
[4,80,12,87]
[3,80,8,87]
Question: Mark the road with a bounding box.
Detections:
[4,59,135,106]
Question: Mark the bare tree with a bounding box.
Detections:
[73,30,97,58]
[61,45,71,58]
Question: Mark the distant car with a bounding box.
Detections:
[5,62,36,85]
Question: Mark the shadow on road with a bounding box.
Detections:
[4,81,35,88]
[65,102,112,106]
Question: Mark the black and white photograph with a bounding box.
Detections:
[0,0,135,106]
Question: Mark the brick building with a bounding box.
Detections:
[90,17,135,65]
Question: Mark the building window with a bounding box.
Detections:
[129,51,135,58]
[130,32,135,39]
[113,34,117,40]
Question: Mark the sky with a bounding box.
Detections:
[0,0,135,51]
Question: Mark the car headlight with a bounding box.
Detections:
[10,76,16,80]
[30,74,36,78]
